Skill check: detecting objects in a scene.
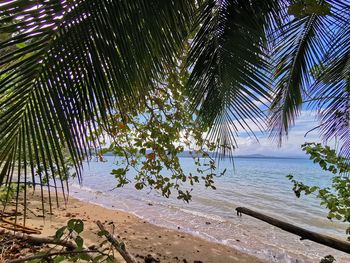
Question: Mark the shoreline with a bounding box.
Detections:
[7,191,265,263]
[68,184,350,263]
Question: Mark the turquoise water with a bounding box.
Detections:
[69,157,350,263]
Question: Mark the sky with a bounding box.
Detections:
[233,110,323,157]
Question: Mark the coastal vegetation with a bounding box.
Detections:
[1,0,349,214]
[92,51,225,202]
[0,0,350,262]
[288,143,350,239]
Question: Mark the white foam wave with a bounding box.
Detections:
[177,207,226,223]
[69,183,107,196]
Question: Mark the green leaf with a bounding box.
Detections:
[67,219,76,231]
[79,252,92,261]
[93,255,105,263]
[106,256,117,263]
[54,226,66,241]
[53,255,65,263]
[74,236,84,249]
[111,168,126,177]
[135,182,144,190]
[74,220,84,234]
[286,174,294,180]
[15,42,27,49]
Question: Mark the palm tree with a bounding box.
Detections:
[0,0,198,214]
[187,0,350,152]
[1,0,349,214]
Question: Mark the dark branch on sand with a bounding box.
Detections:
[0,228,76,250]
[6,249,109,263]
[96,220,137,263]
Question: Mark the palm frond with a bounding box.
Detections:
[269,2,332,144]
[310,1,350,159]
[187,0,280,156]
[0,0,196,217]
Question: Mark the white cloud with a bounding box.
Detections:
[233,111,323,157]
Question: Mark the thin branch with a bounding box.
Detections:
[0,228,76,250]
[96,220,137,263]
[6,249,108,263]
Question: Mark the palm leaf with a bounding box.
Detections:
[187,0,282,155]
[310,1,350,159]
[0,0,196,217]
[269,0,349,147]
[269,1,332,144]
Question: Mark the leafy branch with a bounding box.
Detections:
[287,142,350,239]
[93,53,227,202]
[8,219,119,263]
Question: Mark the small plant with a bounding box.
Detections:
[26,219,117,263]
[0,184,26,205]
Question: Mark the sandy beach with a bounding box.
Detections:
[1,191,264,263]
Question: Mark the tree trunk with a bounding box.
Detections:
[236,207,350,254]
[96,220,137,263]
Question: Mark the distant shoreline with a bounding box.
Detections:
[234,155,306,160]
[103,151,306,159]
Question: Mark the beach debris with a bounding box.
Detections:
[3,219,122,263]
[144,254,160,263]
[0,231,42,261]
[0,217,41,234]
[97,220,137,263]
[0,227,81,262]
[320,255,336,263]
[88,244,98,250]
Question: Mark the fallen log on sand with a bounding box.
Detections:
[0,217,41,234]
[0,228,76,250]
[236,207,350,254]
[96,220,137,263]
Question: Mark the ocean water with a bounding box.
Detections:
[68,156,350,263]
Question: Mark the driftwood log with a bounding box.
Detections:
[96,220,137,263]
[236,207,350,254]
[0,217,41,234]
[0,228,77,250]
[6,250,103,263]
